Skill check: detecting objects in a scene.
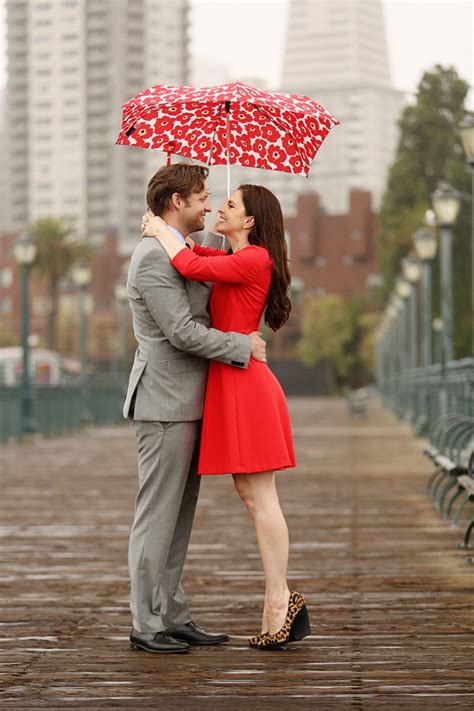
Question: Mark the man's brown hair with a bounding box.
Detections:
[146,163,209,216]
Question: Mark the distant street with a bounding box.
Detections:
[1,397,472,709]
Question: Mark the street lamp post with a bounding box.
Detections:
[432,183,461,364]
[386,303,397,384]
[395,277,411,370]
[114,282,129,376]
[402,255,421,369]
[432,317,444,365]
[413,227,438,367]
[391,293,404,373]
[432,317,447,417]
[71,260,92,423]
[13,234,39,435]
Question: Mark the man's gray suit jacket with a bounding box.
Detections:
[123,232,251,422]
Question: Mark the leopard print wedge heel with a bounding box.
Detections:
[248,591,311,650]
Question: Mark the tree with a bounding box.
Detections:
[297,295,381,389]
[377,65,471,357]
[297,295,354,388]
[29,218,93,351]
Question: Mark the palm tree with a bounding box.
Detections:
[29,217,93,351]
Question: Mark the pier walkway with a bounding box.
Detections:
[1,397,472,709]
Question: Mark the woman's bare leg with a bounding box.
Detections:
[233,471,291,635]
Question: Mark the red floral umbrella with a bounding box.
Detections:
[116,81,339,195]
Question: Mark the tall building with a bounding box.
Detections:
[0,89,7,236]
[276,0,404,215]
[4,0,189,254]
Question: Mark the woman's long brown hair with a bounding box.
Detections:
[238,184,292,331]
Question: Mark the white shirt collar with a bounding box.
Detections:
[166,224,185,244]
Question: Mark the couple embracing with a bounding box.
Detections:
[124,162,310,654]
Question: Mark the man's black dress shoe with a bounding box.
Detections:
[165,621,229,645]
[130,629,190,654]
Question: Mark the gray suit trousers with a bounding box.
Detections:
[128,420,201,634]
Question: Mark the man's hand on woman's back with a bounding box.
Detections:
[250,332,267,363]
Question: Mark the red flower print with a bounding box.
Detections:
[308,119,319,132]
[247,124,260,137]
[238,152,256,167]
[174,125,187,139]
[136,125,152,140]
[196,137,212,156]
[267,146,286,166]
[235,134,252,152]
[282,134,299,155]
[151,133,173,150]
[255,157,268,170]
[253,138,267,156]
[253,112,268,125]
[289,154,304,172]
[153,117,173,132]
[262,125,280,142]
[318,115,331,130]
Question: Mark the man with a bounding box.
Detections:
[124,163,266,654]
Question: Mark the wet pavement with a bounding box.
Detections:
[0,397,473,709]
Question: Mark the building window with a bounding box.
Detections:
[316,257,326,267]
[315,288,326,298]
[33,296,51,316]
[343,255,354,266]
[0,268,13,289]
[0,297,12,315]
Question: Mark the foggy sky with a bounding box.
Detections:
[0,0,472,104]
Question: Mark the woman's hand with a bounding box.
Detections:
[142,215,168,239]
[185,236,195,250]
[140,216,186,260]
[141,209,153,235]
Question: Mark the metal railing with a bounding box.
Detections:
[0,374,128,444]
[378,358,474,435]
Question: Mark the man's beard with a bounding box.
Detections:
[184,213,206,234]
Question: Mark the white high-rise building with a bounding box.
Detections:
[275,0,404,215]
[0,89,7,236]
[4,0,189,254]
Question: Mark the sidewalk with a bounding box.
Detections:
[1,397,472,709]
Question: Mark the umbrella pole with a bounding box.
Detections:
[225,101,231,198]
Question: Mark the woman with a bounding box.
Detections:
[143,184,310,650]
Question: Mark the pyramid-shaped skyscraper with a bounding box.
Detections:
[275,0,404,214]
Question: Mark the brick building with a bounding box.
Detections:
[265,189,380,363]
[285,189,380,300]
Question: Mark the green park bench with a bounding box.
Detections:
[425,414,474,559]
[346,388,368,417]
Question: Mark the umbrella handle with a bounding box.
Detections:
[225,101,231,199]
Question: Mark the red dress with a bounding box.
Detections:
[171,243,296,476]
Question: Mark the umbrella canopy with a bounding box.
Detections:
[116,81,339,178]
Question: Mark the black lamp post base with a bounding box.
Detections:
[21,416,39,436]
